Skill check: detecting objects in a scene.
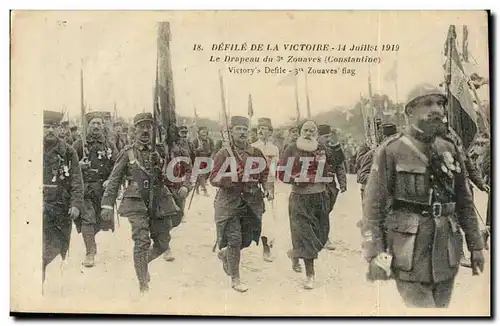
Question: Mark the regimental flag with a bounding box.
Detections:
[248,94,254,117]
[445,25,478,150]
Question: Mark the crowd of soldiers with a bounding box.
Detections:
[43,82,490,308]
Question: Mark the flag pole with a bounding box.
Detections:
[293,65,301,122]
[304,72,311,119]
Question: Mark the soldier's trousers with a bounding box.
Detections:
[217,214,260,279]
[395,278,455,308]
[127,213,171,286]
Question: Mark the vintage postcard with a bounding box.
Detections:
[11,10,491,316]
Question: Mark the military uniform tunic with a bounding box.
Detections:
[43,139,84,268]
[362,130,483,307]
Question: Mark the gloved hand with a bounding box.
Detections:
[101,207,114,222]
[471,249,485,275]
[68,207,80,220]
[340,186,347,193]
[266,191,275,201]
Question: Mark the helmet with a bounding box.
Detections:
[405,83,447,114]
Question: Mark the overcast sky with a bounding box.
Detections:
[17,10,489,125]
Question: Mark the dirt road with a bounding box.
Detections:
[42,175,491,316]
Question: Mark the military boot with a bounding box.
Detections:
[134,251,150,293]
[324,238,336,251]
[163,249,175,262]
[81,225,97,268]
[217,249,230,275]
[231,278,249,293]
[227,246,248,292]
[287,250,302,272]
[261,236,274,262]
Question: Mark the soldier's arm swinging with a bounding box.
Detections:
[68,146,84,218]
[101,149,129,208]
[361,146,394,261]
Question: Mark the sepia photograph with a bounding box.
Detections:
[10,10,491,316]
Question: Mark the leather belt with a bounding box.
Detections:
[393,200,456,217]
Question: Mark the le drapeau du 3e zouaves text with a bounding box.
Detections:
[11,10,491,316]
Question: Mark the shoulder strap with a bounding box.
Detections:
[399,135,429,164]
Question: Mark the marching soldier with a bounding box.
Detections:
[113,122,127,152]
[43,110,84,283]
[161,125,195,261]
[282,125,299,153]
[58,121,74,145]
[361,84,485,308]
[251,117,280,262]
[355,122,397,200]
[177,125,196,163]
[192,126,214,196]
[70,125,80,143]
[72,112,118,268]
[317,124,347,251]
[210,116,273,292]
[101,113,191,294]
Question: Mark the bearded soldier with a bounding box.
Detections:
[101,113,191,294]
[177,125,196,164]
[58,121,74,145]
[43,110,84,283]
[361,84,485,308]
[251,117,280,262]
[210,116,272,293]
[192,126,214,196]
[278,120,333,289]
[317,124,347,250]
[72,112,118,267]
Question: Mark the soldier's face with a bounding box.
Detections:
[409,96,447,136]
[289,129,299,142]
[258,126,271,139]
[231,125,249,143]
[318,133,332,145]
[199,130,208,138]
[89,118,104,135]
[44,124,58,141]
[136,121,153,143]
[114,126,123,134]
[179,130,188,139]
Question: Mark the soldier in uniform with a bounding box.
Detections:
[43,110,84,283]
[249,127,259,144]
[210,116,273,293]
[72,112,118,267]
[361,84,485,308]
[58,121,74,145]
[251,117,280,262]
[113,122,126,152]
[355,122,397,200]
[161,125,195,261]
[282,125,299,154]
[192,126,214,196]
[101,113,191,293]
[177,125,196,163]
[70,125,80,143]
[317,124,347,251]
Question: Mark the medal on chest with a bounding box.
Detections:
[51,154,70,182]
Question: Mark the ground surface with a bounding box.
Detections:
[42,175,491,316]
